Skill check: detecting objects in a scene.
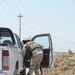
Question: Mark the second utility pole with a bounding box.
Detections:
[17,14,23,40]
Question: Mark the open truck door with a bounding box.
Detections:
[24,33,54,68]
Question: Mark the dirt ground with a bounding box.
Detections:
[42,53,75,75]
[26,52,75,75]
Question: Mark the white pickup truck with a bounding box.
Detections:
[0,27,24,75]
[0,27,54,75]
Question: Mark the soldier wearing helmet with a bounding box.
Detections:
[22,37,43,75]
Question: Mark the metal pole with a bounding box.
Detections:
[17,14,23,40]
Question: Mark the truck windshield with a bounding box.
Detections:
[0,31,13,45]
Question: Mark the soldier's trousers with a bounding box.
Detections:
[27,53,43,75]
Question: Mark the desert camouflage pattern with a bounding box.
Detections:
[27,53,43,75]
[22,41,43,75]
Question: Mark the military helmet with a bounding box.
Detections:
[22,37,31,42]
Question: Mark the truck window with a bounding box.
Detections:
[33,36,50,49]
[0,31,13,45]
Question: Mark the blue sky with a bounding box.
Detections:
[0,0,75,52]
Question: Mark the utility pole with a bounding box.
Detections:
[17,14,23,40]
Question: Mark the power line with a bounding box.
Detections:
[12,0,21,13]
[3,0,17,15]
[0,1,17,23]
[52,35,75,45]
[0,2,9,15]
[24,24,41,32]
[22,24,75,45]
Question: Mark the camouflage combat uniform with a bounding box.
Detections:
[22,41,43,75]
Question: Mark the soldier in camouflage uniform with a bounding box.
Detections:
[22,37,43,75]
